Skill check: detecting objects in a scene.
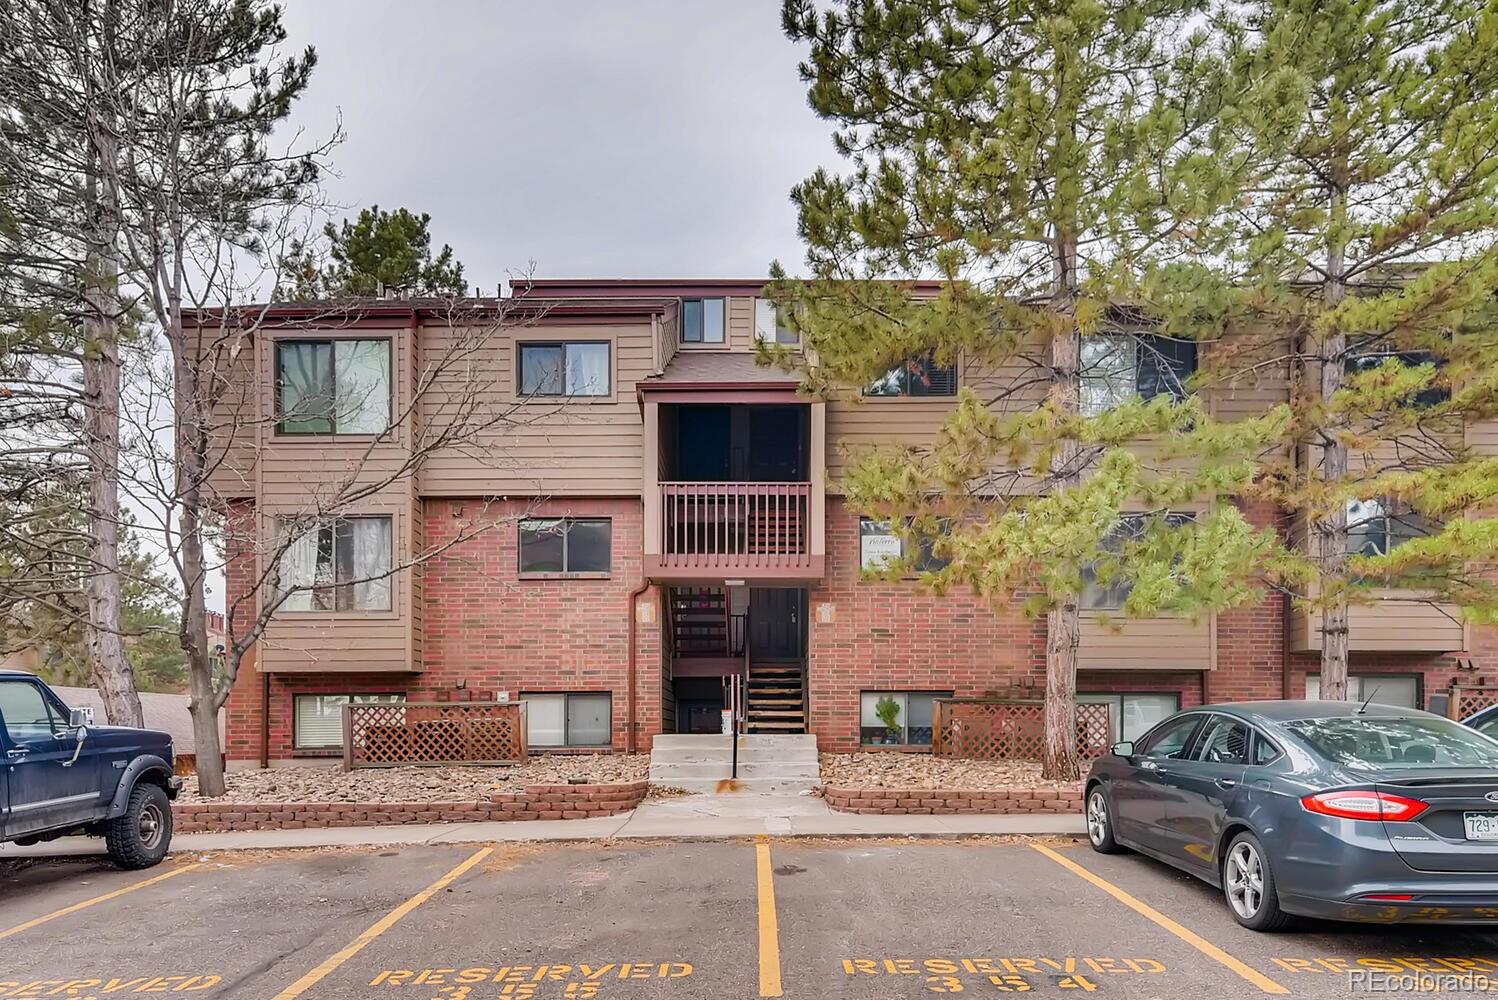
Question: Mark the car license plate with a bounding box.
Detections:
[1463,813,1498,840]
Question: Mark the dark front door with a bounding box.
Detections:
[749,588,805,660]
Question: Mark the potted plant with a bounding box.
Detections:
[875,695,903,745]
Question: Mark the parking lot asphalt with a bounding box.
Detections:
[3,838,1497,999]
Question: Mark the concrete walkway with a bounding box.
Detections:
[0,792,1084,858]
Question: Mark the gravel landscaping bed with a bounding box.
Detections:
[180,754,650,803]
[819,753,1045,788]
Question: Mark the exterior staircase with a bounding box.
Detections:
[669,588,738,656]
[746,662,805,734]
[647,733,820,794]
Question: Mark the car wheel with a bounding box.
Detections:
[1086,787,1124,854]
[105,782,172,870]
[1222,831,1291,931]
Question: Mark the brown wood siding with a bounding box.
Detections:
[728,295,755,351]
[416,318,655,496]
[258,503,419,674]
[199,325,259,501]
[1290,593,1466,653]
[1079,615,1215,671]
[256,325,417,507]
[825,352,1044,489]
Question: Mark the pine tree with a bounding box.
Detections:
[776,0,1286,778]
[277,206,468,300]
[1188,0,1498,695]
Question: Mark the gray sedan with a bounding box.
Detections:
[1084,700,1498,930]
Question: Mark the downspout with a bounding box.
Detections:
[259,669,270,770]
[626,578,651,754]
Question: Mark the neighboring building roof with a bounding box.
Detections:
[183,295,673,326]
[641,351,803,391]
[47,686,218,752]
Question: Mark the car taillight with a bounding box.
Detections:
[1300,790,1428,821]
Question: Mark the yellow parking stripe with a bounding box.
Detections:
[1030,843,1290,995]
[0,862,203,941]
[270,847,492,1000]
[755,835,783,997]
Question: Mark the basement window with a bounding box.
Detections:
[293,693,405,751]
[1305,674,1420,710]
[1077,692,1180,743]
[860,691,950,747]
[524,692,612,747]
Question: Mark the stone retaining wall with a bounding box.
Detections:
[173,781,650,833]
[823,783,1084,815]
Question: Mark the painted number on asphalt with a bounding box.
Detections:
[0,977,222,998]
[843,958,1167,992]
[369,964,694,998]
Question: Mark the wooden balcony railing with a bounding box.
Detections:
[657,482,813,572]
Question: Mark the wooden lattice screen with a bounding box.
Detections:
[932,699,1113,761]
[343,701,527,769]
[1448,683,1498,721]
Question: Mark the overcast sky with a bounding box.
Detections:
[276,0,837,286]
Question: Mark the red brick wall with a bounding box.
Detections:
[806,500,1049,751]
[223,498,663,760]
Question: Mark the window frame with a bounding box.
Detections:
[1080,333,1197,417]
[1344,348,1448,408]
[516,340,613,398]
[518,517,613,577]
[862,351,959,397]
[859,690,951,748]
[521,691,614,748]
[1305,672,1422,710]
[858,517,951,576]
[274,337,393,437]
[1345,497,1432,558]
[1080,511,1196,611]
[753,298,799,346]
[275,514,396,614]
[1077,692,1183,743]
[679,297,727,346]
[292,692,406,752]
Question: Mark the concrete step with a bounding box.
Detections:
[651,734,816,751]
[650,777,821,794]
[649,761,821,781]
[648,747,818,767]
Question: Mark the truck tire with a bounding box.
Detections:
[105,782,172,870]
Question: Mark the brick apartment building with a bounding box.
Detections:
[205,279,1493,766]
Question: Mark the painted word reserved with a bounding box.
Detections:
[0,977,221,998]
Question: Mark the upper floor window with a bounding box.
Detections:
[864,351,958,397]
[277,515,393,612]
[1080,334,1197,416]
[1345,349,1448,408]
[519,517,612,575]
[1081,512,1194,610]
[518,341,610,397]
[754,298,798,346]
[1346,498,1432,557]
[859,517,951,573]
[681,297,726,344]
[276,339,391,435]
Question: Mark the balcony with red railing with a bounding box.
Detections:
[645,481,822,581]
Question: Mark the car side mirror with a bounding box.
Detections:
[68,707,94,729]
[1111,740,1135,758]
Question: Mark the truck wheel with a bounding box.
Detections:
[105,783,172,870]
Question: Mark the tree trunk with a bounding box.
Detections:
[1316,174,1351,699]
[170,304,227,794]
[81,102,142,729]
[1044,600,1081,779]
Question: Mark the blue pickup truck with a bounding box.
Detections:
[0,669,180,868]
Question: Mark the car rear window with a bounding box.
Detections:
[1285,716,1498,769]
